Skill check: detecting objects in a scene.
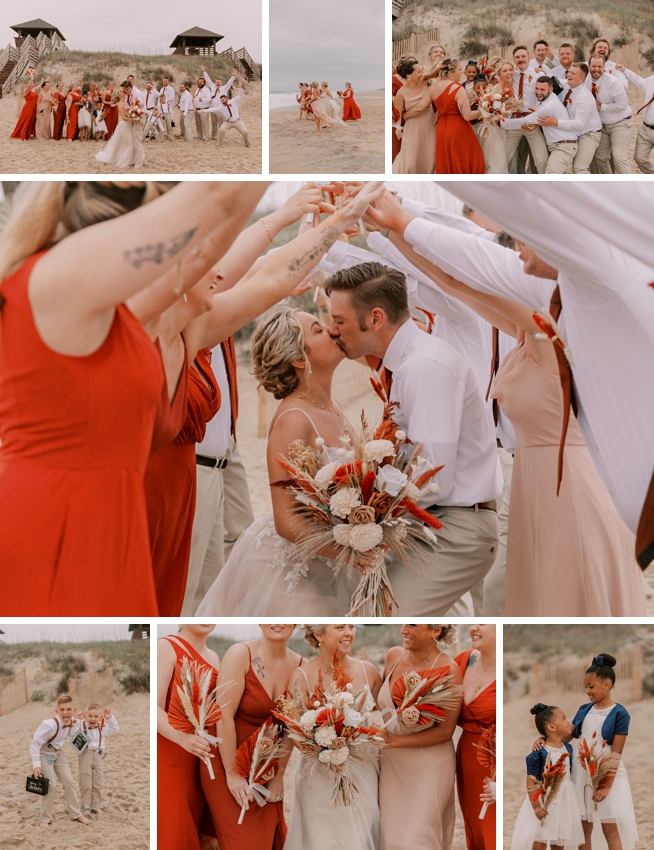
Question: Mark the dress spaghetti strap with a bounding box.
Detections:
[360,658,370,687]
[298,666,311,688]
[273,407,323,440]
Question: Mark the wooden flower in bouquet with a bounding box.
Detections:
[477,86,524,137]
[531,751,570,818]
[273,403,445,616]
[383,665,463,737]
[235,718,286,824]
[475,724,496,818]
[577,733,621,811]
[272,653,385,807]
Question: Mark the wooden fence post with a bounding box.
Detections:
[410,33,415,55]
[22,668,28,704]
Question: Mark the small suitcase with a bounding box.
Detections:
[26,774,50,796]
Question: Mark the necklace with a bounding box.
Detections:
[319,657,334,676]
[294,390,336,413]
[479,653,496,673]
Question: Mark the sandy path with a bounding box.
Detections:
[0,84,262,174]
[504,695,652,849]
[0,693,149,850]
[269,91,384,173]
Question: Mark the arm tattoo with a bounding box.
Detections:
[466,651,478,669]
[252,656,265,679]
[123,227,198,269]
[286,226,340,281]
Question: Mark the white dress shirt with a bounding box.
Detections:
[160,84,175,108]
[604,59,629,90]
[179,89,193,115]
[82,716,120,751]
[382,320,502,507]
[435,181,654,535]
[556,82,602,134]
[130,85,145,104]
[143,88,160,111]
[502,92,578,143]
[623,68,654,125]
[193,85,212,111]
[30,717,81,767]
[400,198,497,241]
[207,88,243,122]
[549,59,574,82]
[512,68,541,111]
[196,346,231,460]
[204,72,235,106]
[528,58,556,76]
[585,72,631,124]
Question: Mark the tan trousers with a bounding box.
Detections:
[545,141,578,173]
[572,130,601,173]
[211,111,225,139]
[162,112,174,139]
[482,447,513,615]
[179,112,193,141]
[386,506,499,616]
[38,744,81,823]
[183,438,255,615]
[216,118,250,147]
[504,126,549,173]
[594,117,634,173]
[194,110,211,141]
[78,748,104,813]
[634,122,654,174]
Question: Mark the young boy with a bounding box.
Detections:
[29,694,91,827]
[77,704,120,815]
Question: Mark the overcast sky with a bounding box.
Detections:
[0,625,134,643]
[0,2,261,60]
[270,0,384,91]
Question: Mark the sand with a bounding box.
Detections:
[0,692,149,850]
[269,91,385,173]
[504,695,653,849]
[0,84,262,174]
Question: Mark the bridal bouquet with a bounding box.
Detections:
[577,733,620,811]
[235,718,285,824]
[167,657,230,780]
[476,86,523,136]
[475,724,496,819]
[382,666,463,737]
[272,653,385,807]
[274,403,444,616]
[126,103,146,120]
[531,751,570,817]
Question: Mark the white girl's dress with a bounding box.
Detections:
[93,113,108,136]
[510,745,584,850]
[78,105,92,129]
[573,704,638,850]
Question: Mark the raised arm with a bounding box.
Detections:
[455,85,480,122]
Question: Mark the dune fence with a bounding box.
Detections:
[0,668,29,716]
[68,668,114,707]
[530,645,643,707]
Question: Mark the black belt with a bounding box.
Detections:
[551,139,577,145]
[196,454,228,469]
[426,501,497,514]
[643,121,654,130]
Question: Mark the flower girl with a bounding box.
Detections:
[510,703,583,850]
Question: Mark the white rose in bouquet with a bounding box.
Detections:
[329,487,361,519]
[375,465,408,497]
[343,706,363,728]
[333,524,352,546]
[364,440,395,463]
[299,709,319,731]
[319,747,349,766]
[315,726,337,747]
[315,461,339,487]
[331,691,355,711]
[349,523,384,552]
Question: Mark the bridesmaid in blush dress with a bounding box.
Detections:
[52,82,66,140]
[392,57,436,174]
[203,625,302,850]
[35,82,53,140]
[10,81,37,140]
[378,624,463,850]
[455,624,496,850]
[157,625,219,850]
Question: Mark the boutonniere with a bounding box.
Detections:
[528,75,533,82]
[568,97,573,104]
[609,69,613,74]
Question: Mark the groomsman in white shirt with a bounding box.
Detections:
[505,46,549,173]
[142,81,160,114]
[615,62,654,173]
[502,76,578,173]
[201,64,237,139]
[537,63,602,172]
[589,38,629,89]
[326,263,502,616]
[160,76,175,110]
[529,39,557,75]
[587,54,633,173]
[203,82,250,147]
[126,75,144,104]
[193,77,213,141]
[548,43,575,81]
[177,82,193,141]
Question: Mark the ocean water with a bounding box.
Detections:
[269,92,304,110]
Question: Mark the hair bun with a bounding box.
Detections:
[530,703,547,716]
[593,653,616,668]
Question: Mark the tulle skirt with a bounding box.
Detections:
[573,761,639,850]
[95,120,144,168]
[195,513,360,616]
[78,109,92,129]
[510,780,584,849]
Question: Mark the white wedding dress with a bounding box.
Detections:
[283,665,380,850]
[96,117,144,168]
[195,409,360,616]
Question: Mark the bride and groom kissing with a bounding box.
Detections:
[197,203,502,617]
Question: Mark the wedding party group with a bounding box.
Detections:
[0,180,652,619]
[392,37,654,174]
[9,67,250,169]
[158,622,496,850]
[295,82,361,132]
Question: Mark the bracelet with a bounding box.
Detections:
[260,217,274,244]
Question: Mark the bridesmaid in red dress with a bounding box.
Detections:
[10,81,37,140]
[0,181,267,614]
[424,59,484,173]
[157,624,220,850]
[341,83,361,120]
[65,86,81,140]
[52,82,66,140]
[104,83,119,138]
[204,625,302,850]
[455,625,496,850]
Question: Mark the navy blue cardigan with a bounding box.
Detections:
[571,702,630,744]
[526,741,573,780]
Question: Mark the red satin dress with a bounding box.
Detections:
[0,253,162,615]
[146,348,219,615]
[434,83,484,174]
[158,635,217,850]
[52,92,66,140]
[10,89,37,140]
[455,650,496,850]
[104,93,119,138]
[392,72,403,163]
[342,88,361,120]
[202,645,291,850]
[66,92,81,140]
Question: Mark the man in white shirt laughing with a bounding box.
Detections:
[203,82,250,147]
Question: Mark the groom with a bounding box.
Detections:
[326,262,502,615]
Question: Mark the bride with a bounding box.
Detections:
[196,306,379,616]
[96,85,144,168]
[309,82,347,133]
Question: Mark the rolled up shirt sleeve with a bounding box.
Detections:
[29,720,53,767]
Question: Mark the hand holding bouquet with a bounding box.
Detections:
[382,665,463,738]
[577,734,620,810]
[530,751,569,820]
[235,718,285,824]
[475,724,496,819]
[126,103,146,121]
[477,86,523,136]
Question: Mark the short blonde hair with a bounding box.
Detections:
[428,624,459,645]
[303,624,328,648]
[86,702,102,712]
[251,307,309,400]
[321,81,329,87]
[56,694,73,706]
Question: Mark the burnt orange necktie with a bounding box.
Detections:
[549,285,578,495]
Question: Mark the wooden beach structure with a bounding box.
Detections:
[0,18,67,98]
